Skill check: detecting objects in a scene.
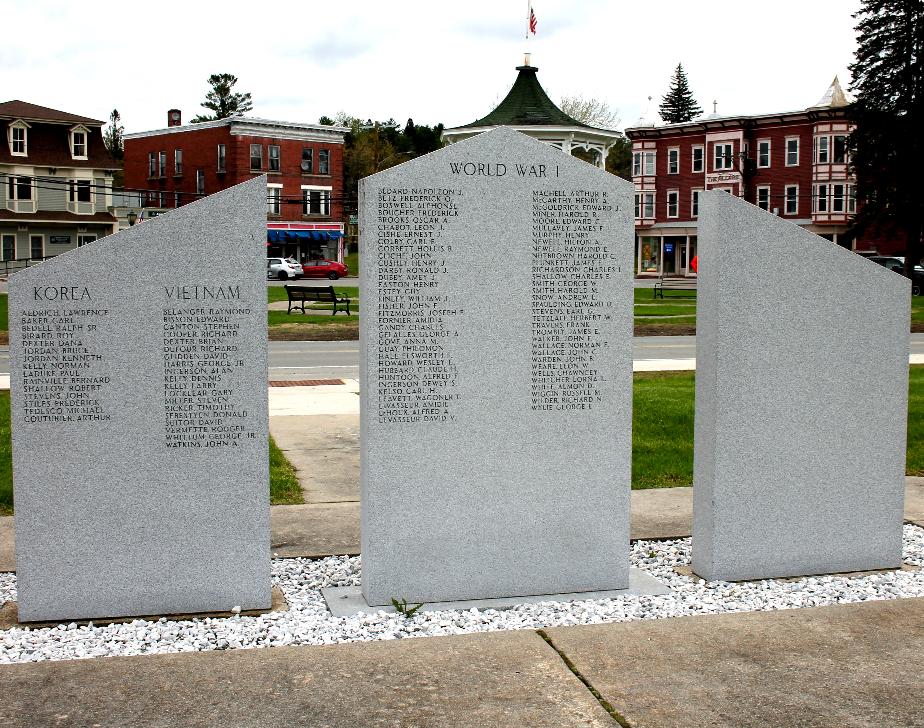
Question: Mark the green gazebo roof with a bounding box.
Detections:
[461,65,591,128]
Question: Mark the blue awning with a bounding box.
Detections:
[267,229,343,243]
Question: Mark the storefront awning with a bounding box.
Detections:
[267,229,343,243]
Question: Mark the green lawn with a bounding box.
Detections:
[344,252,358,277]
[268,286,359,327]
[912,295,924,326]
[270,435,303,505]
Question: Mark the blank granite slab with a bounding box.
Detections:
[323,569,671,617]
[692,191,910,582]
[9,177,270,622]
[359,127,634,605]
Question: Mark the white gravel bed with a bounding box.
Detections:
[2,524,923,664]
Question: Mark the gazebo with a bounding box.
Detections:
[441,59,622,168]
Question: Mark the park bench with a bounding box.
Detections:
[284,284,352,316]
[653,275,697,299]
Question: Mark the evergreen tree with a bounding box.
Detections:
[102,109,123,160]
[191,74,253,123]
[659,64,702,123]
[849,0,924,274]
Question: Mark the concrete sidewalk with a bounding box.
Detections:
[2,598,922,727]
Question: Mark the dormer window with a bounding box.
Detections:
[8,120,29,156]
[70,125,89,159]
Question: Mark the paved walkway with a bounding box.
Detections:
[2,598,922,727]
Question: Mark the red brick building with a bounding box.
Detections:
[124,111,348,261]
[624,79,883,276]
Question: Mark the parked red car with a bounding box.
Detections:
[301,259,349,280]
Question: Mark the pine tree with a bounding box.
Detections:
[102,109,123,161]
[191,74,253,123]
[659,64,702,124]
[849,0,924,274]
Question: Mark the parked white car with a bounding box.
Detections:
[267,257,303,280]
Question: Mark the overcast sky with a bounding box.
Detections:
[3,0,860,133]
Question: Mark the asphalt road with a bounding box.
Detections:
[4,336,923,379]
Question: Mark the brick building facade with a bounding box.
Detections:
[1,100,118,269]
[124,112,348,261]
[624,79,884,276]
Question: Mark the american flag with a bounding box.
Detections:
[528,3,537,35]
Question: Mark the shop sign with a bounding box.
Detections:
[50,235,71,244]
[706,172,741,186]
[664,242,674,254]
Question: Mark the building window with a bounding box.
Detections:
[9,122,28,156]
[302,147,313,173]
[148,153,157,177]
[847,184,857,213]
[691,189,701,217]
[267,185,282,215]
[69,179,92,203]
[713,142,734,170]
[6,176,34,212]
[158,151,166,177]
[785,137,799,166]
[816,135,829,164]
[30,235,43,259]
[217,144,226,172]
[815,183,828,212]
[757,140,771,168]
[785,185,798,214]
[196,170,205,195]
[666,190,679,218]
[174,149,183,175]
[269,145,281,172]
[757,186,771,210]
[632,151,656,176]
[77,235,96,247]
[667,148,679,174]
[633,192,655,219]
[319,149,330,175]
[250,144,262,171]
[71,128,87,159]
[174,192,182,208]
[302,186,331,215]
[832,184,846,213]
[833,135,849,163]
[692,146,704,173]
[1,234,15,261]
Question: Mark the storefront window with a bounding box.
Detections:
[640,236,660,273]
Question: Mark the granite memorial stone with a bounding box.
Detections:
[10,177,271,622]
[359,127,634,605]
[692,190,910,581]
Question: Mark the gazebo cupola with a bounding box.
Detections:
[441,59,622,169]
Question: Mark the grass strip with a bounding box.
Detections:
[267,286,359,305]
[0,294,7,333]
[270,435,304,505]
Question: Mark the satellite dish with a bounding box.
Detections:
[300,161,311,171]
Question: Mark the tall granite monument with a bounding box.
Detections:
[692,190,910,581]
[10,177,271,622]
[359,127,634,605]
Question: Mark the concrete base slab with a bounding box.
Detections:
[630,486,692,540]
[906,476,924,527]
[545,597,924,728]
[322,568,671,616]
[270,502,360,558]
[0,516,12,572]
[269,414,359,503]
[0,630,614,728]
[1,586,288,630]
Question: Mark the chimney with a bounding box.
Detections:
[167,109,182,127]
